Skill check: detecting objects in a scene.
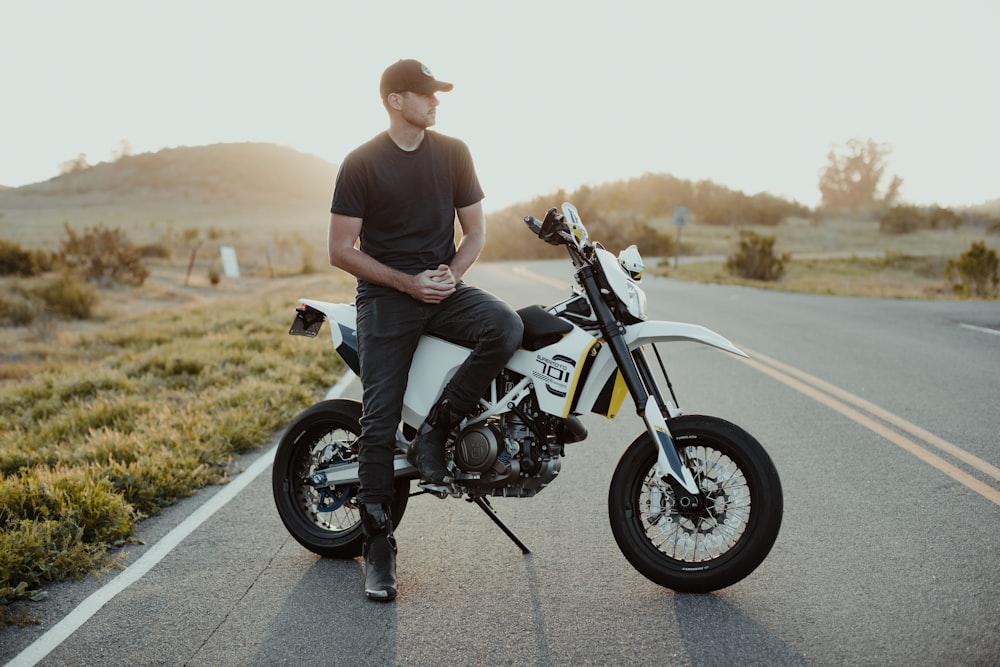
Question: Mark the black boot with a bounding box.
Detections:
[359,503,397,602]
[407,398,461,484]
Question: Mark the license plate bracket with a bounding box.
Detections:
[289,306,325,337]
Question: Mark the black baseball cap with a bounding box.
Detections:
[379,59,454,99]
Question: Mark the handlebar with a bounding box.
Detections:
[524,207,572,247]
[523,215,543,236]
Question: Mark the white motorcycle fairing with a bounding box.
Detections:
[295,298,747,425]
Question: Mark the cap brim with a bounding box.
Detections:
[411,80,453,94]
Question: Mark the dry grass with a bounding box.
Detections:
[664,214,995,258]
[656,253,954,299]
[0,265,355,622]
[651,215,997,300]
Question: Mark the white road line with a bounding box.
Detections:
[6,372,357,667]
[960,323,1000,336]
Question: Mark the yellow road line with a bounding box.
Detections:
[737,346,1000,507]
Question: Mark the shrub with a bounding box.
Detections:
[927,206,962,230]
[34,272,98,319]
[725,229,789,281]
[0,291,41,326]
[880,205,926,234]
[879,204,963,234]
[138,241,171,259]
[946,241,999,298]
[0,240,41,277]
[58,223,149,286]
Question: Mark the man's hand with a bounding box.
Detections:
[410,264,456,303]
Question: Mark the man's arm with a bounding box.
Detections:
[450,200,486,282]
[327,213,456,303]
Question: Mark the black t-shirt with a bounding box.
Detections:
[330,131,484,291]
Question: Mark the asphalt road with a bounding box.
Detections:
[3,258,998,666]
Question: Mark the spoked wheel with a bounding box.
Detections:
[271,399,409,558]
[609,414,782,593]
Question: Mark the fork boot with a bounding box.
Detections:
[359,503,397,602]
[407,398,461,484]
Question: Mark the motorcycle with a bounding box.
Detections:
[273,203,782,593]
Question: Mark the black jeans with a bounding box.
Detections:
[355,283,523,504]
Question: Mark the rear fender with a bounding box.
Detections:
[297,299,360,375]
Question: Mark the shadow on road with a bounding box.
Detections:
[674,593,808,666]
[253,556,398,665]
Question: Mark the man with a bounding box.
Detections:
[327,59,523,602]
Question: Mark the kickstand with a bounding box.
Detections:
[471,497,531,554]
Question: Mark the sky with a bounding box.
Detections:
[1,1,998,211]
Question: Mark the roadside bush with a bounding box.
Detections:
[34,272,99,319]
[0,290,41,326]
[0,274,98,326]
[927,206,962,230]
[58,223,149,286]
[138,241,172,259]
[879,205,926,234]
[0,240,42,277]
[880,204,963,234]
[725,229,789,281]
[946,241,999,298]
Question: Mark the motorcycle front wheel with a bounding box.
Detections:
[608,414,782,593]
[271,398,410,558]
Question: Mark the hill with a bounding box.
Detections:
[0,143,340,248]
[1,142,995,264]
[11,142,339,202]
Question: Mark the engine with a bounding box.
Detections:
[451,412,562,497]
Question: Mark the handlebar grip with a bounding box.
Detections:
[524,215,543,236]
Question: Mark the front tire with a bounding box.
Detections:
[271,399,410,558]
[609,415,782,593]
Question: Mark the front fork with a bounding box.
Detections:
[575,263,702,496]
[639,395,700,495]
[627,347,701,495]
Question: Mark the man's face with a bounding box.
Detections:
[395,91,439,130]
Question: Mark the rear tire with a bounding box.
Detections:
[272,399,410,558]
[608,415,782,592]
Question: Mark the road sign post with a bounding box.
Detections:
[672,206,689,268]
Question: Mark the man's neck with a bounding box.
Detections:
[388,125,425,152]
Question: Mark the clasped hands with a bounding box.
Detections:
[411,264,456,304]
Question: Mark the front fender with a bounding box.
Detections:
[623,320,748,358]
[572,319,746,417]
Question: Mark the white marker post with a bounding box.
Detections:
[219,246,240,279]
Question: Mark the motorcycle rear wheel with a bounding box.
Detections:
[272,398,410,558]
[608,414,782,593]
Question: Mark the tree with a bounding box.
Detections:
[818,138,902,212]
[58,153,91,175]
[111,139,134,161]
